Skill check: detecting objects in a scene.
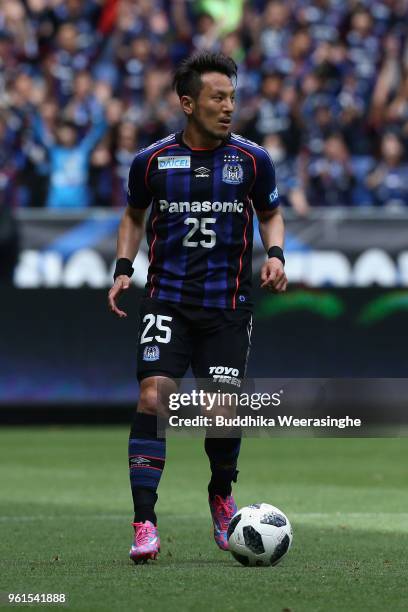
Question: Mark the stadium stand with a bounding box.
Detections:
[0,0,407,211]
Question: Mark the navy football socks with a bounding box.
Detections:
[205,436,241,499]
[129,412,166,525]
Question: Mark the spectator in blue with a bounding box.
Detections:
[112,121,139,206]
[294,0,347,44]
[47,23,92,106]
[263,133,310,216]
[259,1,292,67]
[65,71,102,134]
[52,0,101,53]
[303,98,338,157]
[366,133,408,207]
[119,36,153,106]
[243,70,301,155]
[33,109,107,208]
[346,7,381,98]
[307,132,356,206]
[89,136,113,209]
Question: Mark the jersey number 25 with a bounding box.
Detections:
[182,217,216,248]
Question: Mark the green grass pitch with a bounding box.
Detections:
[0,428,407,612]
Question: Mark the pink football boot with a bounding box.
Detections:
[209,494,237,551]
[129,520,160,564]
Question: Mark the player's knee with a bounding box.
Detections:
[138,384,160,415]
[138,377,174,416]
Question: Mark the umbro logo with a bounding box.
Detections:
[130,457,151,465]
[194,167,211,178]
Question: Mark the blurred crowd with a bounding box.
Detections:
[0,0,407,213]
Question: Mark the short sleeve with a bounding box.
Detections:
[127,154,152,209]
[250,149,280,211]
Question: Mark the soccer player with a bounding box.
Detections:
[108,52,287,564]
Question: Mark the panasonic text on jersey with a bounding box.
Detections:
[159,200,244,213]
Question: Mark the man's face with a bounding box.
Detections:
[183,72,235,141]
[382,134,402,162]
[57,125,77,147]
[262,75,282,99]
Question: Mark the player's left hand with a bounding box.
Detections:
[260,259,287,293]
[108,275,131,318]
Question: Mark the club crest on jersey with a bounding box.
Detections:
[143,345,160,361]
[222,162,243,184]
[158,156,191,170]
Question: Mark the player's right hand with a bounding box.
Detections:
[108,275,131,318]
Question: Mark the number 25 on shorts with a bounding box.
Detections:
[140,314,173,344]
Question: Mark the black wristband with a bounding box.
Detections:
[267,246,285,265]
[114,258,134,280]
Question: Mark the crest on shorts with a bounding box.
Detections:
[143,345,160,361]
[222,162,243,184]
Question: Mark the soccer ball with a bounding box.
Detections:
[227,503,293,567]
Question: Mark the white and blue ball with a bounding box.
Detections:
[227,503,293,567]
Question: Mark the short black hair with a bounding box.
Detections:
[58,119,77,130]
[172,51,237,99]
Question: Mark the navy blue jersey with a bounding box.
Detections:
[127,131,280,309]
